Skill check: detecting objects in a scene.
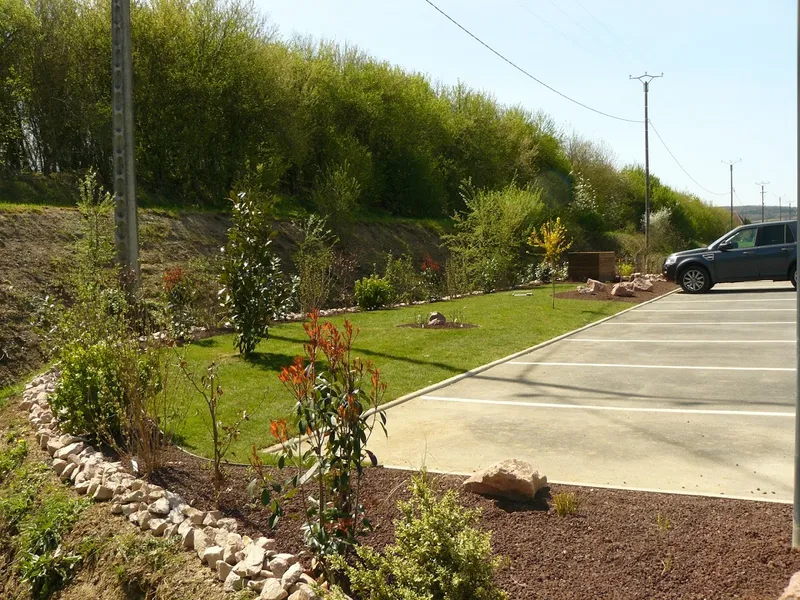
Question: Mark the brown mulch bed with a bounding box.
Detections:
[555,280,678,303]
[150,446,799,600]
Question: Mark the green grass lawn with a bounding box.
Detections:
[169,285,628,460]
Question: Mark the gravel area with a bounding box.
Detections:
[150,446,798,600]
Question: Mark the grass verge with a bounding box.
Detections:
[169,285,627,459]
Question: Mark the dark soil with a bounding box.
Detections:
[555,280,678,303]
[0,206,446,386]
[150,446,800,600]
[396,322,479,329]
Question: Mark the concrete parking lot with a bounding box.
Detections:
[367,281,797,502]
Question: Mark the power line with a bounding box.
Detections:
[540,0,629,64]
[515,1,594,57]
[421,0,642,124]
[572,0,639,60]
[648,119,728,196]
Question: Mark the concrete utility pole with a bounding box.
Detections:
[722,159,741,230]
[111,0,140,291]
[779,196,783,221]
[630,72,663,268]
[756,181,769,222]
[794,0,799,550]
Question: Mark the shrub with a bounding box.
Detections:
[162,266,195,339]
[250,312,388,576]
[444,254,472,298]
[618,262,634,277]
[445,181,544,292]
[420,254,443,301]
[552,491,580,516]
[354,275,392,311]
[221,191,292,357]
[311,161,361,232]
[533,261,568,283]
[177,359,248,506]
[529,218,572,308]
[51,340,126,444]
[295,215,338,313]
[384,251,423,304]
[332,472,507,600]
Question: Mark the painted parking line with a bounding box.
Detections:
[564,338,795,344]
[637,308,795,313]
[603,321,796,325]
[506,361,795,372]
[422,395,795,417]
[661,298,795,303]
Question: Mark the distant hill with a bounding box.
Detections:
[735,205,797,224]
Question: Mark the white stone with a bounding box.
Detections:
[268,556,289,578]
[194,528,210,559]
[54,441,85,460]
[217,560,233,582]
[223,532,244,565]
[149,497,170,515]
[202,545,224,570]
[92,485,114,501]
[149,518,168,536]
[260,578,289,600]
[281,563,304,588]
[223,570,244,592]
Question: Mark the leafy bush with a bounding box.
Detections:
[221,191,292,357]
[354,275,392,311]
[311,161,362,232]
[618,262,634,277]
[250,312,387,575]
[533,261,568,283]
[530,218,572,308]
[420,254,443,301]
[162,266,196,338]
[445,181,544,293]
[51,340,126,444]
[295,215,338,313]
[332,472,507,600]
[552,491,580,517]
[384,252,423,304]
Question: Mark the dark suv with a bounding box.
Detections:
[663,220,798,293]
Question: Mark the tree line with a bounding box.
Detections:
[0,0,730,251]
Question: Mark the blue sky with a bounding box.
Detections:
[257,0,796,210]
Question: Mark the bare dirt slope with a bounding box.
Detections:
[0,207,446,386]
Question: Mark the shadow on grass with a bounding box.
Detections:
[243,351,298,372]
[268,334,464,376]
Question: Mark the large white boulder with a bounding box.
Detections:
[462,459,547,501]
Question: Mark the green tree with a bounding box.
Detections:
[529,217,572,308]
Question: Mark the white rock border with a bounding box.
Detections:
[20,370,321,600]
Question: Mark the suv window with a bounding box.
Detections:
[757,224,786,246]
[786,224,796,243]
[726,228,757,248]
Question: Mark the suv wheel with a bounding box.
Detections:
[791,264,797,289]
[679,265,711,294]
